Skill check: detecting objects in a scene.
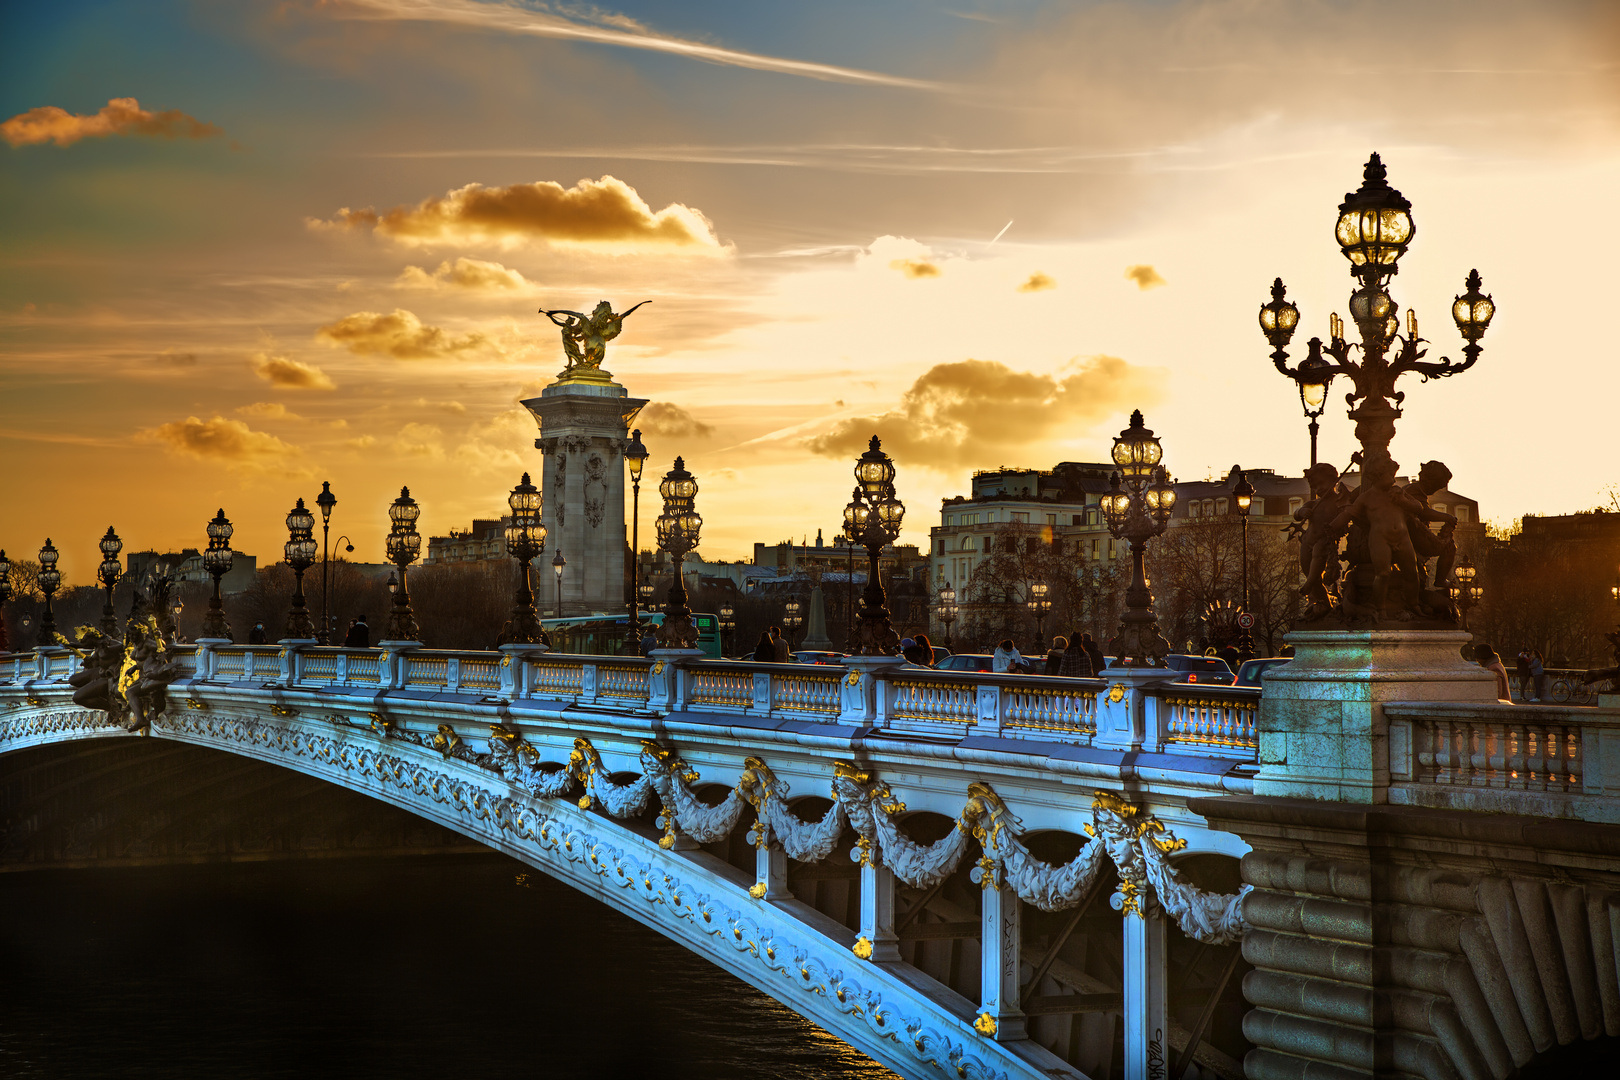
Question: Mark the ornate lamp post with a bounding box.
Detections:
[315,481,337,644]
[201,509,235,641]
[36,539,61,648]
[282,499,318,641]
[654,457,702,648]
[551,550,566,619]
[639,579,656,610]
[1027,582,1051,649]
[0,550,10,653]
[501,473,548,644]
[1231,470,1255,657]
[1449,558,1482,632]
[1263,286,1337,468]
[719,602,735,655]
[842,437,906,655]
[96,527,123,635]
[384,487,422,642]
[937,583,958,650]
[624,429,649,648]
[1261,154,1495,622]
[784,596,804,649]
[1101,412,1178,666]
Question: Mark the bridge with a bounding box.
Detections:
[5,639,1620,1080]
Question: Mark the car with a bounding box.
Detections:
[791,650,847,666]
[1235,657,1291,689]
[934,653,995,673]
[1164,654,1236,685]
[929,646,951,665]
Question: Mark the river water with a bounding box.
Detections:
[0,854,896,1079]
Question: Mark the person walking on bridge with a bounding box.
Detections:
[343,615,369,648]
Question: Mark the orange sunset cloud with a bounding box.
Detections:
[1,97,223,148]
[316,309,488,360]
[314,176,724,252]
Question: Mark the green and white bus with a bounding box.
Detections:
[538,612,723,659]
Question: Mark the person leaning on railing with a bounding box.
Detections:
[1044,636,1068,676]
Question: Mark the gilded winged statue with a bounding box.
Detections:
[540,300,650,374]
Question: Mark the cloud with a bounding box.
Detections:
[331,0,942,90]
[1125,264,1166,290]
[415,397,467,414]
[393,422,445,459]
[314,175,724,252]
[890,258,941,279]
[805,356,1164,470]
[317,308,487,359]
[138,414,299,469]
[452,408,530,473]
[235,402,302,420]
[1018,272,1056,292]
[398,257,529,290]
[636,402,714,439]
[2,97,223,148]
[155,349,198,366]
[344,435,378,449]
[252,352,336,389]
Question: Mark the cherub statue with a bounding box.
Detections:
[1330,456,1429,618]
[68,626,127,722]
[540,300,650,374]
[121,617,180,734]
[1287,462,1354,620]
[1401,460,1459,592]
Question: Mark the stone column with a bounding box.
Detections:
[522,375,646,618]
[856,860,900,961]
[974,875,1027,1042]
[1122,900,1169,1080]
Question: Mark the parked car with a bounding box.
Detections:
[792,650,847,666]
[929,646,951,665]
[1164,654,1236,685]
[935,653,995,673]
[1235,657,1291,689]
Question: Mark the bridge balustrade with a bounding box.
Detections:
[1148,686,1260,754]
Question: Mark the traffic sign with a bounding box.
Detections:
[1237,612,1255,630]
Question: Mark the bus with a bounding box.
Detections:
[538,612,723,659]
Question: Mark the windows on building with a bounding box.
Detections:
[1456,505,1470,523]
[1288,497,1304,516]
[1046,514,1057,526]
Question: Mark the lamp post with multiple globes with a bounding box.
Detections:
[1100,411,1178,667]
[384,487,422,643]
[201,509,235,641]
[624,429,650,650]
[654,457,702,648]
[842,437,906,655]
[96,527,123,636]
[784,596,803,650]
[1448,558,1482,632]
[1027,582,1051,650]
[502,473,547,645]
[937,583,958,651]
[282,500,319,641]
[315,481,337,644]
[1230,470,1255,658]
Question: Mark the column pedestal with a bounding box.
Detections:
[1121,900,1168,1080]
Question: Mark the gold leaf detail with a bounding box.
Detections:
[852,936,873,960]
[973,1012,997,1037]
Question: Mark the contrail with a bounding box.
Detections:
[989,220,1013,246]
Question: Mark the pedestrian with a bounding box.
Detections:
[1474,642,1511,702]
[639,631,657,656]
[753,630,776,662]
[914,633,936,665]
[1530,650,1548,703]
[1044,635,1068,676]
[900,637,928,665]
[772,625,792,662]
[1514,650,1533,702]
[1059,630,1094,678]
[993,638,1027,674]
[248,623,267,644]
[343,614,370,648]
[1082,633,1107,675]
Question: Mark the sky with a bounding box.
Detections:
[3,0,1619,580]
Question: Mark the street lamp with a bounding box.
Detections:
[282,498,319,641]
[842,436,905,655]
[1260,154,1494,623]
[784,596,803,649]
[97,526,123,635]
[1027,582,1051,649]
[1101,411,1177,666]
[551,549,567,619]
[384,486,422,642]
[501,472,548,644]
[719,602,735,656]
[1231,470,1255,658]
[36,539,61,648]
[1449,558,1482,632]
[201,509,235,641]
[0,550,10,653]
[654,457,702,648]
[315,481,336,644]
[624,428,649,650]
[937,583,958,650]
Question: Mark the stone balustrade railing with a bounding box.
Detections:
[0,644,1275,763]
